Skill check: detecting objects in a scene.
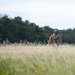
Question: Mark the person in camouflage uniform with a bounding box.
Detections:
[48,29,62,46]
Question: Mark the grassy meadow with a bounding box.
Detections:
[0,44,75,75]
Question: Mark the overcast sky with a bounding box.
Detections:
[0,0,75,30]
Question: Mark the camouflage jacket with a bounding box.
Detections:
[48,33,62,45]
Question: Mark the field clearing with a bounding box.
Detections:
[0,44,75,75]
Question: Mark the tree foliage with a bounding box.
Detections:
[0,14,75,44]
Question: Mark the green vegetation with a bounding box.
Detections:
[0,45,75,75]
[0,14,75,44]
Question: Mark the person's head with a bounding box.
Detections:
[54,29,59,34]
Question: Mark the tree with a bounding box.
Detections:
[0,14,75,44]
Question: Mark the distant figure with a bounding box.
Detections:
[48,29,62,46]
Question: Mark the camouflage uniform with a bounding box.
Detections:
[48,33,62,46]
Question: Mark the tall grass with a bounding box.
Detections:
[0,44,75,75]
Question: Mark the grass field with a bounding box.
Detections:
[0,44,75,75]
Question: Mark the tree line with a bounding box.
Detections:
[0,14,75,44]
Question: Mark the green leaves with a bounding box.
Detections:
[0,14,75,44]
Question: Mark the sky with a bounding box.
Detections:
[0,0,75,30]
